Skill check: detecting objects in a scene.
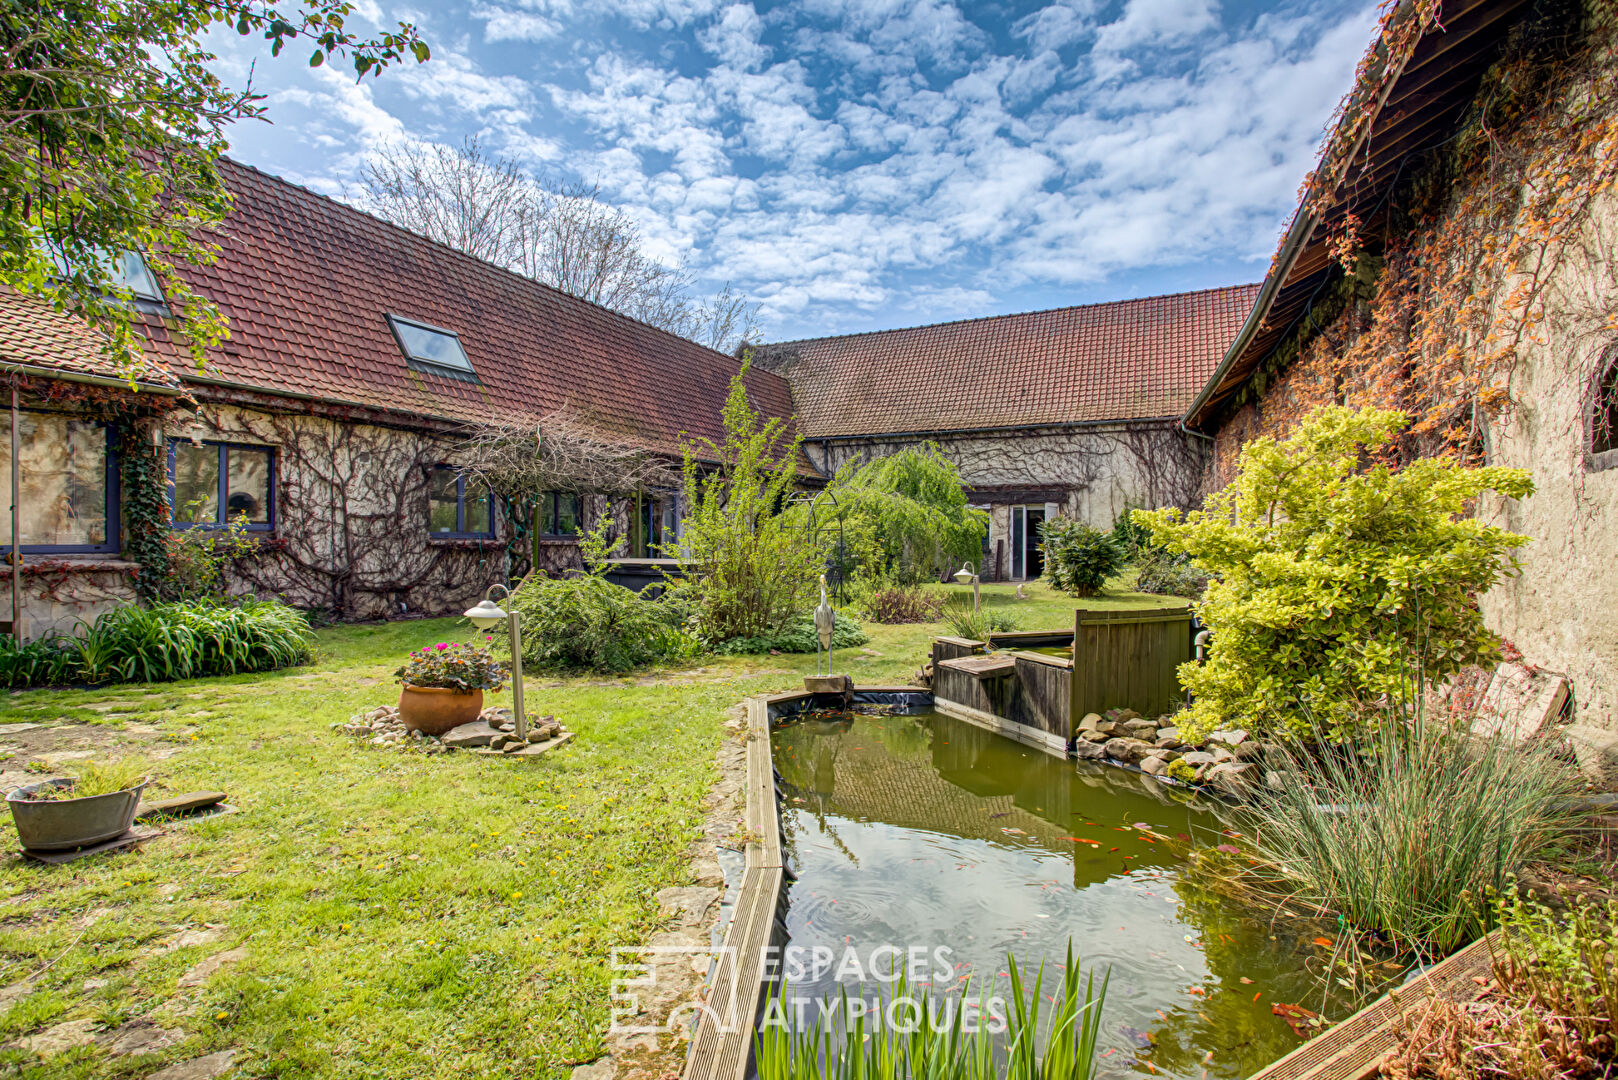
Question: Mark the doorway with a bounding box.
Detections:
[1008,505,1046,581]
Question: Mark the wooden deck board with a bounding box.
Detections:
[938,654,1018,678]
[1250,933,1497,1080]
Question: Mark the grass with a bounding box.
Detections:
[1241,698,1577,958]
[0,575,1175,1079]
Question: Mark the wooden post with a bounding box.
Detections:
[508,610,527,742]
[8,384,20,643]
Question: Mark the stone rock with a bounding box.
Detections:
[478,706,513,724]
[163,928,221,952]
[1091,720,1123,737]
[1179,751,1216,767]
[98,1020,184,1056]
[501,740,526,753]
[1211,748,1237,764]
[1081,729,1111,743]
[572,1057,617,1080]
[1210,728,1249,746]
[803,674,852,694]
[1206,762,1258,797]
[178,947,247,989]
[0,979,32,1007]
[1148,748,1182,763]
[1102,737,1155,763]
[145,1050,238,1080]
[1139,757,1170,777]
[1122,719,1159,740]
[1106,708,1142,723]
[442,721,499,749]
[1265,770,1297,793]
[1072,740,1107,762]
[10,1018,99,1056]
[1233,741,1267,762]
[688,857,725,888]
[656,886,719,929]
[1156,727,1181,746]
[1565,725,1618,785]
[1077,712,1104,732]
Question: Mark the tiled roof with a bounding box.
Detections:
[755,284,1261,439]
[134,159,796,457]
[0,288,179,390]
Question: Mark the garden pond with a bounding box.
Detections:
[771,709,1405,1079]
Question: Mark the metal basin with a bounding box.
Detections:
[6,778,148,852]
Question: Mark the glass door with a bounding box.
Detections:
[1010,506,1025,580]
[1025,506,1046,579]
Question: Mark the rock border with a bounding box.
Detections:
[336,705,571,757]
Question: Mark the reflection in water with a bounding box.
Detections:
[772,711,1368,1080]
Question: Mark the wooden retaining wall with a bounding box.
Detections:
[1250,932,1499,1080]
[1071,605,1193,721]
[682,694,786,1080]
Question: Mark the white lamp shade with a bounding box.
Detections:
[464,598,508,630]
[953,565,974,585]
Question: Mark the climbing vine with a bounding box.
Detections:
[1257,0,1618,462]
[118,431,171,597]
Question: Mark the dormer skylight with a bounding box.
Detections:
[386,314,475,376]
[112,250,164,302]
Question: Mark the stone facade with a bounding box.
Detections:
[806,419,1206,580]
[1201,111,1618,731]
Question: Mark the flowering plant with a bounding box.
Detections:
[395,641,508,693]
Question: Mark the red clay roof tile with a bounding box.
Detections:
[756,284,1261,439]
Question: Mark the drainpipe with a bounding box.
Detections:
[9,384,20,643]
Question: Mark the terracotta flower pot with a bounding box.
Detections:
[398,685,484,735]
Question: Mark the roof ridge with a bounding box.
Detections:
[759,281,1263,349]
[217,157,783,385]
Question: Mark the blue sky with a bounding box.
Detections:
[211,0,1380,341]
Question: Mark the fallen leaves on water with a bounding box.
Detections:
[1272,1002,1324,1039]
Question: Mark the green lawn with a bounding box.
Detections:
[0,577,1178,1078]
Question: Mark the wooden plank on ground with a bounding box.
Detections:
[1250,933,1498,1080]
[938,655,1017,679]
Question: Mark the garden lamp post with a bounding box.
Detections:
[953,562,980,614]
[464,584,527,742]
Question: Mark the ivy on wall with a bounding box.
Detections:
[118,429,172,598]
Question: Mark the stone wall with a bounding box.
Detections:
[806,420,1206,579]
[2,562,140,639]
[1201,128,1618,729]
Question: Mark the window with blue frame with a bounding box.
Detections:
[0,411,119,554]
[538,491,581,537]
[169,441,274,529]
[427,466,494,538]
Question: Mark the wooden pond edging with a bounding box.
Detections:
[1249,931,1499,1080]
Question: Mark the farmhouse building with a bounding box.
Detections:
[1184,0,1618,731]
[754,285,1257,581]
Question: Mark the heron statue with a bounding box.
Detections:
[814,573,836,675]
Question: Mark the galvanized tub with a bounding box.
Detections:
[6,778,148,852]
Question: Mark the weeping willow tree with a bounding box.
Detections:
[824,445,986,586]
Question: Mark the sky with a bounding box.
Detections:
[210,0,1382,342]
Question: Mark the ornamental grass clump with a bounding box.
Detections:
[14,760,147,801]
[395,641,508,692]
[754,946,1107,1080]
[1135,406,1533,742]
[1244,690,1576,958]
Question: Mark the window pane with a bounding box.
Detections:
[428,468,459,533]
[557,493,580,536]
[0,414,108,547]
[113,251,163,301]
[540,492,557,535]
[172,443,220,524]
[389,316,473,372]
[225,447,271,524]
[464,487,491,535]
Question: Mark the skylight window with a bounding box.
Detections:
[111,250,164,302]
[386,314,474,375]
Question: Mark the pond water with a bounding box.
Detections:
[772,709,1375,1079]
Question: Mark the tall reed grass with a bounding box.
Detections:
[1246,694,1576,956]
[754,948,1107,1080]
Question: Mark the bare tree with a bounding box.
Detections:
[358,139,759,352]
